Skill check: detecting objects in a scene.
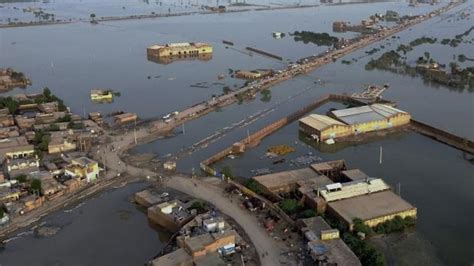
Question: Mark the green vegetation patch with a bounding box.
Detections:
[292,31,339,46]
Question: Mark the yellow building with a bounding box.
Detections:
[299,114,352,142]
[330,104,411,134]
[90,89,113,101]
[65,157,99,183]
[327,190,417,230]
[147,42,213,58]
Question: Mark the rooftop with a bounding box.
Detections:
[299,114,346,131]
[320,178,389,202]
[330,104,407,125]
[71,157,97,167]
[341,169,370,181]
[310,160,346,173]
[0,136,28,149]
[150,248,192,266]
[185,229,237,254]
[300,217,361,266]
[328,190,416,223]
[252,168,322,191]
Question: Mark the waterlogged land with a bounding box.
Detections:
[0,1,473,266]
[0,182,170,265]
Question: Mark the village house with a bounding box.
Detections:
[64,157,99,183]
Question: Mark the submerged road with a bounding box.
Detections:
[145,0,464,137]
[0,0,466,261]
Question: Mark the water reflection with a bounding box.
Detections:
[147,53,213,65]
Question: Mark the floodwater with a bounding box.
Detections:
[1,0,473,265]
[0,182,169,266]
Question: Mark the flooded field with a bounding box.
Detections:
[0,182,169,265]
[1,0,473,265]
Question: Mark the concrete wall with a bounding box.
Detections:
[410,119,474,154]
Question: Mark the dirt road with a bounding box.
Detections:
[166,175,284,266]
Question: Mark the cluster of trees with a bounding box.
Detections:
[188,200,208,214]
[409,36,437,47]
[365,50,403,71]
[373,216,416,234]
[220,166,234,179]
[30,179,42,195]
[292,31,339,46]
[278,199,315,218]
[0,97,20,113]
[244,179,264,194]
[342,231,385,266]
[33,130,51,156]
[440,26,473,47]
[0,87,67,114]
[260,89,271,102]
[14,174,42,195]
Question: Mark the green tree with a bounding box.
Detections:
[43,87,51,98]
[280,199,300,214]
[15,174,27,183]
[244,179,263,194]
[424,51,430,60]
[30,179,42,195]
[353,218,372,235]
[188,200,208,214]
[90,13,96,20]
[300,209,316,218]
[221,166,234,178]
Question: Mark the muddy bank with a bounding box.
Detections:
[369,230,443,266]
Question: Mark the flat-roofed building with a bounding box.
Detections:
[147,199,194,232]
[147,42,213,58]
[252,168,332,195]
[320,178,390,202]
[330,104,410,134]
[299,114,351,142]
[0,136,35,161]
[310,160,347,181]
[114,113,137,124]
[149,248,193,266]
[0,114,15,127]
[64,157,99,183]
[48,135,77,154]
[134,189,166,208]
[182,229,237,258]
[0,126,20,139]
[327,190,417,230]
[5,157,40,178]
[298,217,361,266]
[341,169,370,182]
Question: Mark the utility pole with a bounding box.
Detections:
[134,118,137,145]
[182,123,185,135]
[379,146,383,165]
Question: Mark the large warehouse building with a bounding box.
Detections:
[299,104,410,142]
[299,114,351,142]
[326,188,417,230]
[329,104,411,134]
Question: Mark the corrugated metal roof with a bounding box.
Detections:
[331,104,407,125]
[299,114,345,131]
[337,112,384,125]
